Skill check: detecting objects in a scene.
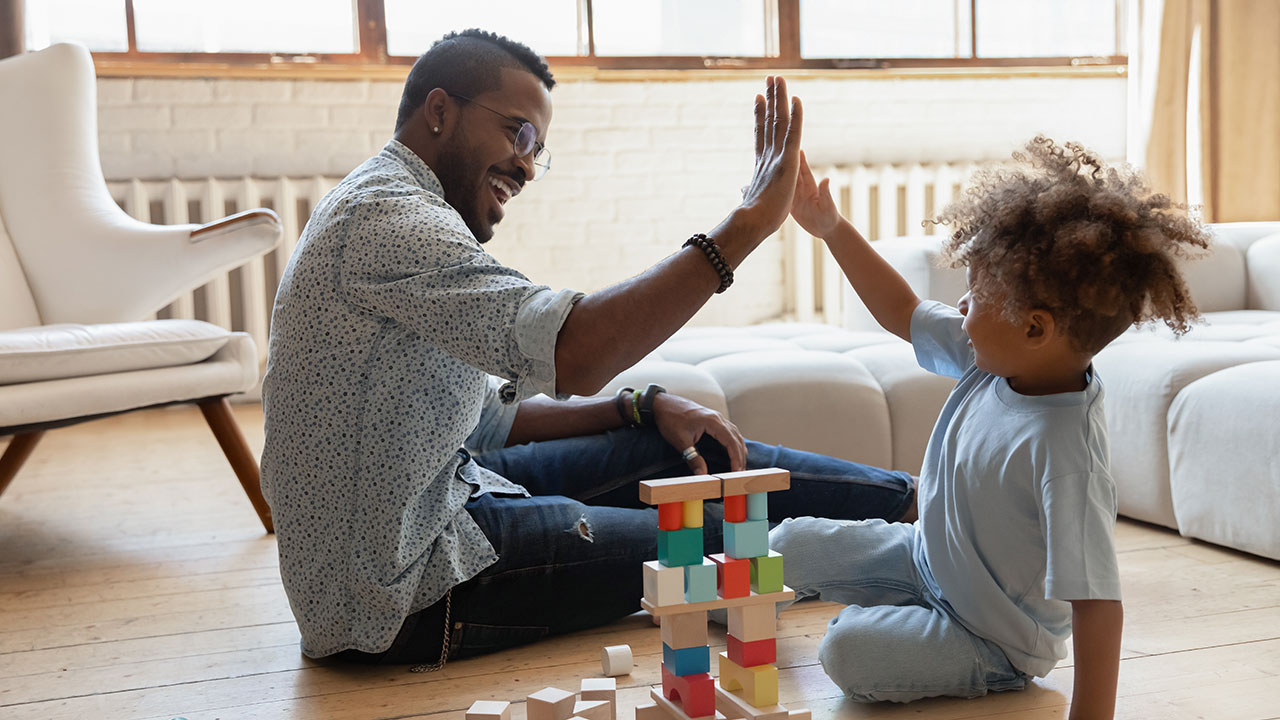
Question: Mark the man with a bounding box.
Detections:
[260,29,915,668]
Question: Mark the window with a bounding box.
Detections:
[22,0,1126,74]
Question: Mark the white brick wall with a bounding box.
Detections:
[95,73,1126,326]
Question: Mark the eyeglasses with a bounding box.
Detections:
[448,92,551,181]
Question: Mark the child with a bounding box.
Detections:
[770,136,1210,718]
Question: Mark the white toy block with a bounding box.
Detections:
[601,643,633,677]
[573,699,612,720]
[527,687,576,720]
[467,700,512,720]
[580,678,617,720]
[643,560,685,607]
[660,609,709,650]
[634,703,664,720]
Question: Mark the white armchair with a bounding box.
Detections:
[0,43,281,532]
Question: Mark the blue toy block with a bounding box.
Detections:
[724,519,769,559]
[658,526,704,567]
[663,642,711,677]
[746,492,768,521]
[684,557,718,603]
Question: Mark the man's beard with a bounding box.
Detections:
[437,144,498,244]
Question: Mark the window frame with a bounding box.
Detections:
[76,0,1127,78]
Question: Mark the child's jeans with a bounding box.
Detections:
[769,517,1030,703]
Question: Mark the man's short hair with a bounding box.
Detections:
[395,28,556,132]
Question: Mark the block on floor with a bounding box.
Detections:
[601,644,633,677]
[580,678,617,720]
[527,687,576,720]
[466,700,512,720]
[573,699,612,720]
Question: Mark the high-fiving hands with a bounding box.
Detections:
[737,76,805,238]
[790,150,842,239]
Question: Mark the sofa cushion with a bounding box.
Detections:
[1168,361,1280,560]
[0,219,41,331]
[0,319,231,385]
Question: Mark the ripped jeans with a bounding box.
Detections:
[342,426,914,665]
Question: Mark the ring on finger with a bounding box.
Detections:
[681,446,700,461]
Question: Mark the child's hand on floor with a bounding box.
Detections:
[790,150,842,239]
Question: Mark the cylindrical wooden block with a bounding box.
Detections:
[658,502,682,531]
[601,644,633,677]
[682,499,703,528]
[724,494,747,523]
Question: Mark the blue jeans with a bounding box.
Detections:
[341,427,914,665]
[769,517,1029,703]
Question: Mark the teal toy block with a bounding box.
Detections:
[746,492,768,521]
[724,519,769,559]
[750,550,785,594]
[663,642,710,676]
[658,527,704,567]
[684,557,718,603]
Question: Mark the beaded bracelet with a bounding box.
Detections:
[683,233,734,293]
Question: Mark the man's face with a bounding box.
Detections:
[435,68,552,244]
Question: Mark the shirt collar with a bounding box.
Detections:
[381,139,446,198]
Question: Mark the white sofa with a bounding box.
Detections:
[601,222,1280,561]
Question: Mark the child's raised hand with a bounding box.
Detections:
[790,151,842,238]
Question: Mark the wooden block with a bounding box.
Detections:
[724,520,769,560]
[640,476,722,505]
[649,688,729,720]
[717,469,789,497]
[660,609,708,649]
[663,642,711,676]
[682,499,703,528]
[727,635,776,668]
[746,493,767,521]
[467,700,512,720]
[749,551,784,594]
[717,653,779,707]
[580,678,617,720]
[658,527,705,567]
[723,494,747,523]
[727,603,775,643]
[709,553,750,599]
[527,687,577,720]
[713,683,787,720]
[645,560,686,607]
[574,699,612,720]
[601,644,633,677]
[633,702,666,720]
[661,665,717,718]
[641,588,793,618]
[685,558,718,603]
[786,711,811,720]
[659,502,683,531]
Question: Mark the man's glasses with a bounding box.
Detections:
[448,93,550,181]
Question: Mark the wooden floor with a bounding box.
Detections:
[1,405,1277,720]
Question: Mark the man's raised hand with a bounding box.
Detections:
[738,76,804,238]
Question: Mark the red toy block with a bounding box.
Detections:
[658,502,682,531]
[723,494,747,523]
[709,552,750,599]
[727,634,777,668]
[661,665,715,718]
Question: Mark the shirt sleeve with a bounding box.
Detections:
[465,375,521,453]
[1042,471,1123,601]
[338,191,584,402]
[909,300,975,379]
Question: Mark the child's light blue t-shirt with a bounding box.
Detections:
[910,300,1122,678]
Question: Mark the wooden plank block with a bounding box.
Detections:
[640,476,722,505]
[640,588,794,617]
[714,683,787,720]
[717,469,789,497]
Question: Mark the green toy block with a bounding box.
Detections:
[750,550,784,594]
[746,492,768,521]
[684,557,718,602]
[658,526,704,567]
[724,519,768,559]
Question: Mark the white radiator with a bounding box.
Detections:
[779,161,987,326]
[107,176,342,361]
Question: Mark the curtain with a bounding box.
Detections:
[1127,0,1280,222]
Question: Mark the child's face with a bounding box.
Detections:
[958,267,1028,377]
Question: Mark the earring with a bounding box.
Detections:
[433,126,440,133]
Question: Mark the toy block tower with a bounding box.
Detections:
[638,468,807,720]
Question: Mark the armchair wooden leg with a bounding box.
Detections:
[198,397,274,533]
[0,430,45,498]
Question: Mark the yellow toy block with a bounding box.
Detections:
[718,652,779,708]
[682,499,703,528]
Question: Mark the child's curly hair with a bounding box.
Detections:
[929,136,1211,354]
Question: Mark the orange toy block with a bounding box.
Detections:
[527,687,576,720]
[466,700,512,720]
[718,653,779,708]
[658,502,683,530]
[640,476,722,505]
[724,494,747,523]
[717,469,789,496]
[726,603,775,643]
[660,610,709,649]
[709,553,750,599]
